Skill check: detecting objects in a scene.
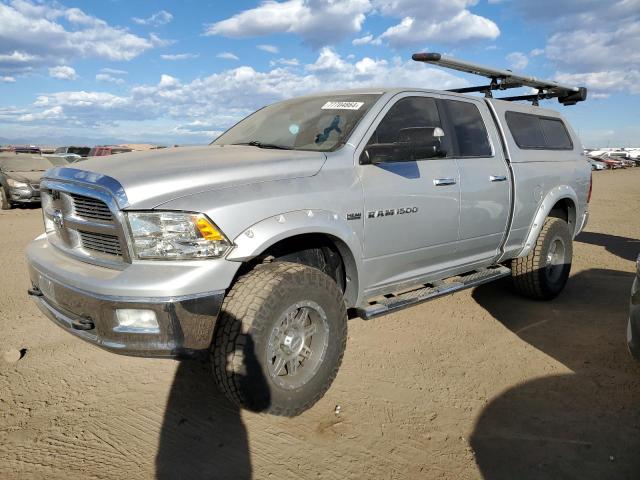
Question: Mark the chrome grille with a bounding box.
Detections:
[69,193,113,222]
[42,184,128,265]
[78,230,123,256]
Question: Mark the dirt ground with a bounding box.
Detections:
[1,169,639,480]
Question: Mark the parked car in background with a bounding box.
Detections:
[87,146,133,157]
[588,158,606,170]
[628,254,640,359]
[600,151,634,167]
[54,146,91,157]
[44,152,83,164]
[0,153,53,209]
[593,156,624,169]
[13,146,41,154]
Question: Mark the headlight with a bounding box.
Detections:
[126,211,232,260]
[7,178,29,188]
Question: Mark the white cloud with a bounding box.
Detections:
[158,74,180,88]
[352,34,373,46]
[269,58,300,67]
[100,68,127,75]
[0,1,167,75]
[49,65,77,80]
[132,10,173,27]
[1,75,16,82]
[506,52,528,70]
[18,105,63,121]
[217,52,239,61]
[204,0,370,47]
[149,33,173,48]
[555,71,640,96]
[161,53,200,60]
[3,48,467,138]
[34,90,128,108]
[204,0,499,47]
[96,73,125,85]
[509,0,640,95]
[257,44,279,54]
[546,23,640,72]
[376,5,500,47]
[529,48,544,57]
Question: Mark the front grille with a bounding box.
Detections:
[78,230,123,257]
[70,193,113,222]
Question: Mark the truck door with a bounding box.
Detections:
[439,97,510,264]
[357,94,461,290]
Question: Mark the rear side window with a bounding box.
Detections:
[539,118,573,149]
[442,100,492,157]
[506,111,573,150]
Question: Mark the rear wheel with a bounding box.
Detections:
[0,187,11,210]
[511,217,573,300]
[211,262,347,416]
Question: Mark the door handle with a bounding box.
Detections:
[433,178,456,186]
[489,175,507,182]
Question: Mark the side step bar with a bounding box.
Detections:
[356,265,511,320]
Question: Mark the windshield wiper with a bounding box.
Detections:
[231,141,293,150]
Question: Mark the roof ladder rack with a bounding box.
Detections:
[412,52,587,106]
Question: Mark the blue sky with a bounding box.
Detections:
[0,0,638,147]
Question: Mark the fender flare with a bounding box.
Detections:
[517,185,578,258]
[226,209,363,306]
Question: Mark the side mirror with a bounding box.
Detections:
[360,142,413,164]
[399,126,447,159]
[360,126,447,164]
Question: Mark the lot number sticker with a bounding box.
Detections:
[321,101,364,110]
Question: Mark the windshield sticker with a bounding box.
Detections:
[321,101,364,110]
[288,124,300,135]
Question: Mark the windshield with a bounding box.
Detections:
[0,155,53,172]
[213,94,381,152]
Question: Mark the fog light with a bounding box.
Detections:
[114,309,159,333]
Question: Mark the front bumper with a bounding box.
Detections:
[28,272,224,358]
[9,186,40,203]
[26,235,236,358]
[627,276,640,360]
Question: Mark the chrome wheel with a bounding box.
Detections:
[545,236,566,283]
[266,300,329,390]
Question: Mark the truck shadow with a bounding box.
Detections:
[576,231,640,262]
[470,268,640,480]
[156,317,270,480]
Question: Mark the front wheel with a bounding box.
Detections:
[511,217,573,300]
[211,262,347,416]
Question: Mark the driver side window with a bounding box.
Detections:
[362,96,448,164]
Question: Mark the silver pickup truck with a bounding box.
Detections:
[26,54,591,416]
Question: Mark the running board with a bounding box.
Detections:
[357,265,511,320]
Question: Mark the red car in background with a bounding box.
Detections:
[589,156,624,169]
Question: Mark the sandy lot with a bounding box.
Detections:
[1,169,639,480]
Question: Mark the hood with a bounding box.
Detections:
[76,145,327,208]
[4,170,45,184]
